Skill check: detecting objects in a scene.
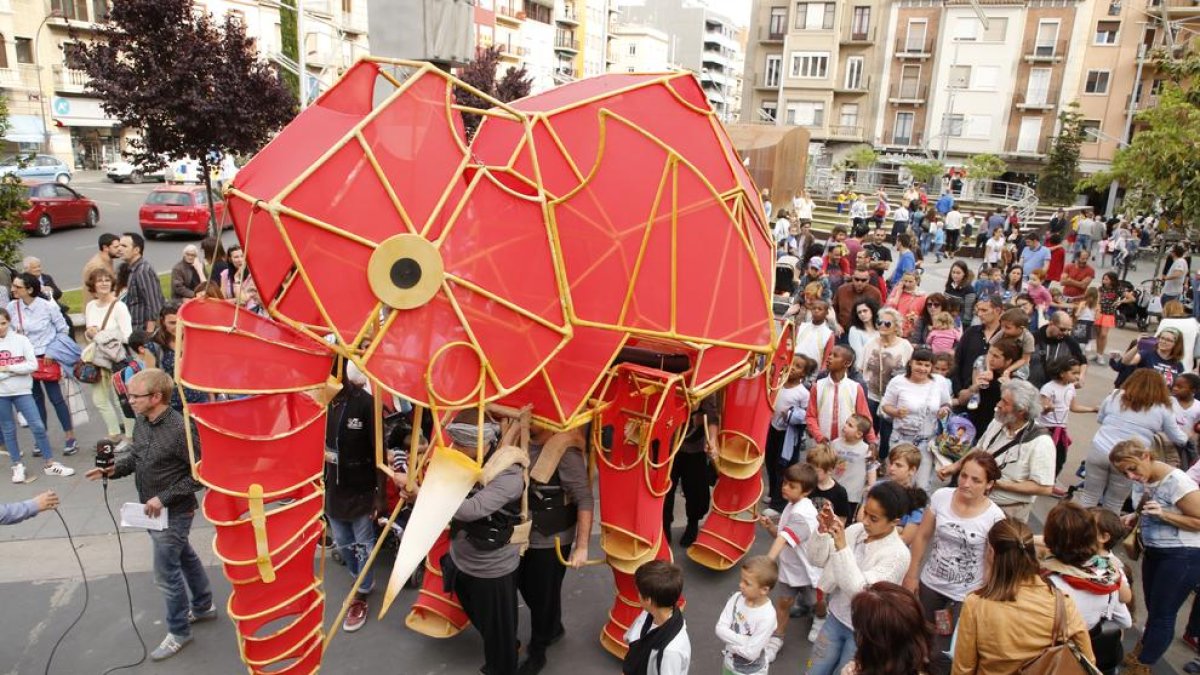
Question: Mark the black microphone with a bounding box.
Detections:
[95,439,115,486]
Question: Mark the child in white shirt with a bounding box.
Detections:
[1038,359,1096,486]
[757,463,820,663]
[831,414,871,513]
[715,556,779,675]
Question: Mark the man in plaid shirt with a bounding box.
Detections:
[120,232,165,331]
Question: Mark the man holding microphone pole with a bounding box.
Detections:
[85,368,214,662]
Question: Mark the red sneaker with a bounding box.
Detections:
[1185,634,1200,653]
[343,599,368,633]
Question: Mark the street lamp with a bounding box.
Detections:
[34,9,65,153]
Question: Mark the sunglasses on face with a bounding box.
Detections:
[876,320,894,328]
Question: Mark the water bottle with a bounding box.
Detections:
[967,391,980,410]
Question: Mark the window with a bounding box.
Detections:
[851,7,870,39]
[760,100,778,122]
[1151,78,1165,95]
[894,111,915,144]
[15,37,31,64]
[790,51,829,79]
[944,113,965,137]
[52,0,87,20]
[1108,0,1122,16]
[983,17,1008,41]
[1081,120,1102,142]
[1095,21,1120,44]
[1085,70,1110,94]
[768,7,787,37]
[92,0,108,21]
[627,67,635,72]
[973,65,1000,90]
[785,100,824,126]
[524,2,551,23]
[953,18,978,41]
[0,36,6,69]
[1035,20,1059,55]
[840,103,859,128]
[628,43,636,56]
[899,64,920,97]
[342,0,353,13]
[905,20,927,52]
[765,54,782,87]
[794,3,834,30]
[844,56,864,89]
[949,65,970,88]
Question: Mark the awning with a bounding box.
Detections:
[54,117,120,128]
[4,115,45,144]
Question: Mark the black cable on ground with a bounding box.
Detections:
[41,482,148,675]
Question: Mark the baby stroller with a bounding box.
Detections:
[1113,279,1149,330]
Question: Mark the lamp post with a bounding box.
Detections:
[34,9,65,153]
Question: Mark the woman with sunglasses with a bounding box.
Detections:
[1118,327,1186,389]
[912,292,950,347]
[859,307,912,461]
[7,273,77,457]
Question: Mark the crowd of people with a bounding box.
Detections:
[4,181,1200,675]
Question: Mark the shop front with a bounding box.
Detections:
[52,96,124,170]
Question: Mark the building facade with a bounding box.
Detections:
[608,24,672,72]
[475,0,613,93]
[1,0,368,169]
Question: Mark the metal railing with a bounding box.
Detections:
[827,125,863,138]
[759,24,787,41]
[1022,38,1067,60]
[888,83,928,101]
[495,4,524,21]
[842,25,876,43]
[1013,90,1058,108]
[554,34,579,51]
[837,75,871,92]
[894,37,932,56]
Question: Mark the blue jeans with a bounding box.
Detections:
[30,378,72,434]
[328,514,376,595]
[0,393,52,462]
[1140,546,1200,664]
[807,614,856,675]
[149,511,212,638]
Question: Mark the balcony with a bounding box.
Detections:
[497,38,527,61]
[702,48,732,69]
[553,66,575,83]
[1022,38,1067,62]
[841,26,876,45]
[495,4,525,25]
[0,68,23,89]
[834,75,871,94]
[758,25,786,43]
[1014,90,1058,110]
[888,83,928,105]
[885,131,924,148]
[752,72,781,90]
[1128,93,1160,110]
[894,38,932,59]
[700,69,732,88]
[703,29,738,51]
[554,33,579,54]
[1005,135,1051,156]
[53,65,89,93]
[556,4,579,26]
[827,125,864,140]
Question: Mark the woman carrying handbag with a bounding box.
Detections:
[7,273,77,456]
[82,268,133,451]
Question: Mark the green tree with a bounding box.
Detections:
[965,153,1006,181]
[0,98,27,267]
[903,158,945,189]
[1038,103,1085,205]
[1080,48,1200,229]
[842,144,878,169]
[280,0,300,101]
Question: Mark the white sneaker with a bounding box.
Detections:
[11,463,25,483]
[808,617,826,643]
[44,462,75,477]
[764,635,783,663]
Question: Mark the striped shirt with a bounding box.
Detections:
[112,406,203,512]
[125,257,165,329]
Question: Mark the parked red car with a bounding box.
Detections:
[138,185,227,238]
[22,181,99,236]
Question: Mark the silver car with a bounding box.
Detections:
[0,154,72,184]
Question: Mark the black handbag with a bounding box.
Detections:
[1088,592,1124,674]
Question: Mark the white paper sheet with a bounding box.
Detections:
[119,502,168,531]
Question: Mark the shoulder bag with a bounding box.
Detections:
[1087,589,1125,673]
[1018,585,1103,675]
[16,301,62,382]
[1123,494,1149,561]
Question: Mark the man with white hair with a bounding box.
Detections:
[970,379,1055,521]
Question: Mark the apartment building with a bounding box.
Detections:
[620,0,745,121]
[608,24,673,72]
[1,0,368,169]
[477,0,612,91]
[741,0,889,160]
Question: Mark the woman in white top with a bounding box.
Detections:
[794,190,815,224]
[0,308,69,482]
[881,348,952,491]
[903,451,1006,675]
[1157,300,1200,371]
[805,481,916,675]
[83,267,133,449]
[1110,439,1200,673]
[1041,501,1132,675]
[858,307,913,460]
[846,299,879,360]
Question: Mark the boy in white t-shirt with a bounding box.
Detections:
[715,556,779,675]
[757,463,820,663]
[831,414,871,513]
[623,561,691,675]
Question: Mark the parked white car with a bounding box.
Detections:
[105,160,166,184]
